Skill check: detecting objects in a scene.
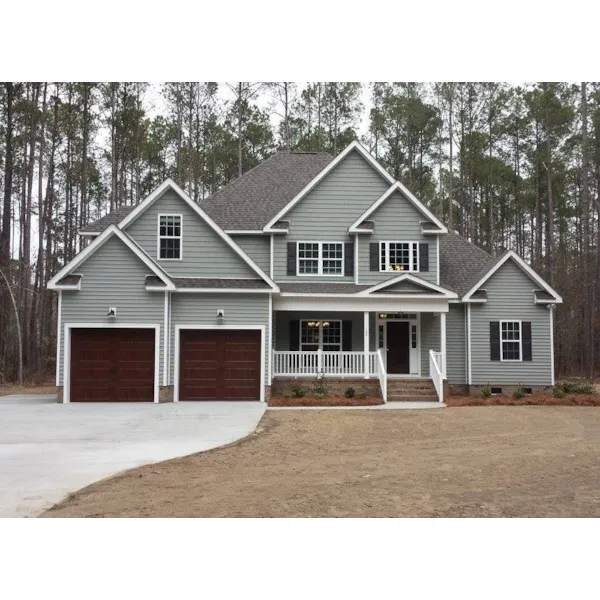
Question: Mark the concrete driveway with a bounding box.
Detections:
[0,395,266,517]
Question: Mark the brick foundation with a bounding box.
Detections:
[57,386,64,403]
[159,386,174,402]
[264,385,271,402]
[271,377,382,398]
[448,383,469,396]
[466,384,551,396]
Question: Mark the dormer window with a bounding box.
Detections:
[158,214,182,260]
[380,241,419,272]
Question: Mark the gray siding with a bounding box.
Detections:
[420,313,441,377]
[470,260,553,386]
[170,293,270,385]
[232,234,270,274]
[447,303,466,384]
[273,150,389,282]
[275,311,366,351]
[358,190,438,286]
[58,236,165,386]
[125,189,256,278]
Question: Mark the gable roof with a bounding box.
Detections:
[201,151,333,231]
[117,179,279,292]
[48,225,176,291]
[263,141,395,232]
[358,273,457,298]
[462,250,562,303]
[348,182,447,234]
[79,205,135,235]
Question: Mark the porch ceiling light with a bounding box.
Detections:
[322,322,330,327]
[379,313,387,319]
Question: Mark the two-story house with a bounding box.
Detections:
[48,141,562,404]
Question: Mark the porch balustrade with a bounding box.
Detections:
[272,350,377,377]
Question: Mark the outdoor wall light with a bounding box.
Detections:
[217,309,225,320]
[107,307,117,319]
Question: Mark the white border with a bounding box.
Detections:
[296,241,344,277]
[173,325,266,403]
[163,292,169,386]
[549,306,555,385]
[378,241,420,273]
[467,303,472,385]
[462,251,562,303]
[62,323,161,404]
[48,225,176,291]
[377,313,421,377]
[55,291,62,386]
[263,140,395,232]
[358,272,458,298]
[348,181,448,234]
[117,179,279,292]
[499,320,523,362]
[157,213,183,261]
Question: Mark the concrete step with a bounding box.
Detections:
[388,394,440,402]
[387,383,436,391]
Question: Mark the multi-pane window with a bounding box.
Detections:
[158,215,182,260]
[380,241,419,272]
[300,320,342,352]
[298,242,343,276]
[501,321,521,361]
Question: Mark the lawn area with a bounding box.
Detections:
[43,406,600,518]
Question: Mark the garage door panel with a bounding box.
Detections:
[70,328,155,402]
[179,330,261,401]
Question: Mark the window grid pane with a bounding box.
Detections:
[382,242,417,272]
[501,321,521,360]
[300,320,342,352]
[298,242,342,275]
[159,215,181,259]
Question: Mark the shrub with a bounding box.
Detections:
[553,387,566,399]
[557,380,594,395]
[291,386,307,398]
[313,373,328,396]
[480,385,492,398]
[356,392,367,400]
[315,391,327,401]
[513,386,525,399]
[344,387,356,398]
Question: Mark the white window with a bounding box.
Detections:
[158,214,182,260]
[298,242,343,276]
[300,320,342,351]
[380,241,419,272]
[500,321,521,361]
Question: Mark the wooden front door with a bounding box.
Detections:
[70,328,155,402]
[386,321,410,374]
[179,330,261,400]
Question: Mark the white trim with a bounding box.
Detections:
[436,236,440,285]
[296,241,344,277]
[354,237,359,285]
[268,295,273,385]
[378,241,420,273]
[78,230,101,237]
[173,325,266,403]
[363,311,370,378]
[52,274,82,291]
[62,323,161,404]
[274,296,450,313]
[462,251,562,303]
[226,230,266,235]
[549,306,555,386]
[440,312,447,377]
[348,181,448,234]
[117,179,278,292]
[358,272,458,298]
[157,213,183,261]
[270,234,274,279]
[48,225,176,291]
[263,141,395,232]
[55,291,62,386]
[467,303,472,385]
[499,320,523,362]
[162,292,169,386]
[377,314,421,376]
[173,288,275,294]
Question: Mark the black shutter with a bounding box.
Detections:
[522,321,532,361]
[490,321,500,361]
[342,320,352,351]
[287,242,297,275]
[289,320,300,351]
[370,243,379,271]
[344,242,354,276]
[419,242,429,272]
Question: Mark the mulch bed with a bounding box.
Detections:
[446,393,600,407]
[269,395,384,407]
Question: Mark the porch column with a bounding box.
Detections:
[440,311,447,378]
[363,311,370,378]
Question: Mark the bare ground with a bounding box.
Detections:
[0,383,56,396]
[43,407,600,518]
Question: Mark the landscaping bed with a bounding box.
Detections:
[269,394,383,407]
[447,393,600,407]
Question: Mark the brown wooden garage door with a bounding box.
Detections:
[179,330,261,401]
[70,328,155,402]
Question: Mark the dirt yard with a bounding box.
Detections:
[43,407,600,518]
[0,383,56,396]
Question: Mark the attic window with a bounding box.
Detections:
[158,215,182,260]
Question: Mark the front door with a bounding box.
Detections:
[387,321,410,374]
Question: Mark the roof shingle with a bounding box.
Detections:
[79,205,135,234]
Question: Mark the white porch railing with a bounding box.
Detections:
[429,350,444,403]
[273,351,377,377]
[376,348,387,403]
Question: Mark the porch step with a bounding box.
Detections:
[386,377,439,402]
[387,392,439,402]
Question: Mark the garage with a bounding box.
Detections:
[179,329,261,401]
[70,328,156,402]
